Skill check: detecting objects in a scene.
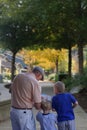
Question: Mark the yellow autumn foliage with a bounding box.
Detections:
[19,48,68,72]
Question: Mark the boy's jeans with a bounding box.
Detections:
[58,120,76,130]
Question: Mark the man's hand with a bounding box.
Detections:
[34,103,41,110]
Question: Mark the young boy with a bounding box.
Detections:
[52,81,78,130]
[36,100,58,130]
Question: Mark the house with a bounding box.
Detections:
[0,52,28,80]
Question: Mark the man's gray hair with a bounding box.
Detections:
[32,66,44,80]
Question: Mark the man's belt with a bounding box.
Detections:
[12,106,32,110]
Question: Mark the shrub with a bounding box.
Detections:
[63,67,87,91]
[55,74,59,82]
[48,73,55,81]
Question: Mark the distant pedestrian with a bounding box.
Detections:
[52,81,78,130]
[10,66,44,130]
[36,100,58,130]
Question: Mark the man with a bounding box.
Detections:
[10,66,44,130]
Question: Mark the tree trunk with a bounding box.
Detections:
[78,42,83,75]
[11,52,16,81]
[77,0,83,75]
[68,45,72,77]
[55,57,58,74]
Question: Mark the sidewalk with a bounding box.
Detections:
[0,82,87,130]
[75,105,87,130]
[0,105,87,130]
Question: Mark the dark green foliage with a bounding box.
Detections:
[55,74,59,82]
[63,67,87,91]
[64,76,78,91]
[79,67,87,88]
[58,73,69,81]
[0,0,87,80]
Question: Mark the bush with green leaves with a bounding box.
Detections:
[63,67,87,91]
[48,67,87,91]
[63,77,75,91]
[79,68,87,88]
[48,73,55,81]
[4,75,11,80]
[55,74,59,82]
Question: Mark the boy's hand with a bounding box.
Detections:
[72,101,78,108]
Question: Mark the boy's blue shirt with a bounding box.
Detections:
[52,92,77,122]
[36,111,58,130]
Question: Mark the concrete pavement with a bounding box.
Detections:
[75,105,87,130]
[0,106,87,130]
[0,83,11,102]
[0,82,87,130]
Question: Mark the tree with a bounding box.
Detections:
[35,0,76,76]
[33,0,87,76]
[0,20,36,80]
[0,0,44,81]
[1,0,87,80]
[73,0,87,74]
[19,48,68,74]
